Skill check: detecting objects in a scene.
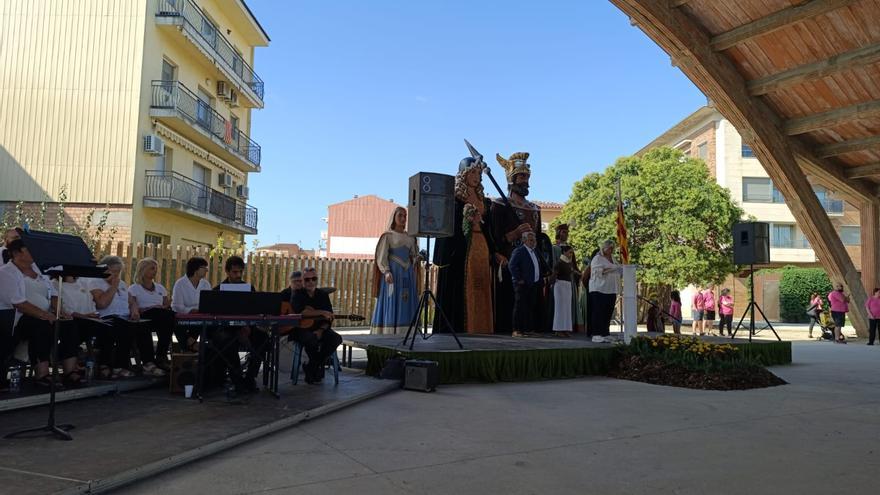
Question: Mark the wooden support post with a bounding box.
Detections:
[861,201,880,302]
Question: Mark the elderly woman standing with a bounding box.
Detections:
[89,256,165,378]
[129,257,177,369]
[589,240,622,343]
[371,207,419,335]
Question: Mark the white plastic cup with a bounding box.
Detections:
[184,385,194,398]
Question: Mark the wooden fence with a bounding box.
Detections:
[91,242,419,328]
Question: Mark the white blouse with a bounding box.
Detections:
[88,278,131,318]
[589,254,621,295]
[374,231,418,274]
[129,282,168,310]
[171,275,212,314]
[61,280,97,315]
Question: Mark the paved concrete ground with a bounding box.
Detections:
[116,340,880,495]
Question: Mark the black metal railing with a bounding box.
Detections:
[156,0,264,100]
[151,80,261,167]
[144,170,257,231]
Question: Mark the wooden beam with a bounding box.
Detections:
[611,0,872,336]
[845,162,880,179]
[784,99,880,135]
[816,135,880,158]
[670,0,692,7]
[861,202,880,301]
[748,42,880,96]
[792,149,877,203]
[711,0,852,52]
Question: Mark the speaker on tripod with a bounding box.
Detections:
[730,222,780,342]
[402,172,463,350]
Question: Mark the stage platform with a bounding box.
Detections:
[346,332,793,384]
[0,371,397,495]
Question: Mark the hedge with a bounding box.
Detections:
[777,266,832,323]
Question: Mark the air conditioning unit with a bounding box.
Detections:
[143,135,165,155]
[217,80,232,100]
[236,185,249,199]
[228,90,239,108]
[219,173,233,188]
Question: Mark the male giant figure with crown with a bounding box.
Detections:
[490,152,549,335]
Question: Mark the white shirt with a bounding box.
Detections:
[589,254,621,295]
[129,282,168,310]
[61,280,97,315]
[0,262,27,310]
[171,275,211,314]
[88,278,131,318]
[525,246,540,283]
[0,262,55,327]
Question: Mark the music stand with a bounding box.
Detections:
[731,264,781,342]
[401,237,463,350]
[4,230,107,441]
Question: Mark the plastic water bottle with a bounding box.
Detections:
[9,365,21,393]
[84,337,97,384]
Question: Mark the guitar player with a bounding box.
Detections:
[290,267,343,384]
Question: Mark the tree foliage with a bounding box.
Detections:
[560,147,744,289]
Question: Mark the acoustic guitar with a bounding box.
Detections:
[278,301,365,335]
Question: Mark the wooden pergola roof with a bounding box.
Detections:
[610,0,880,335]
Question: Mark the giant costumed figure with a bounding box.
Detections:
[490,152,550,334]
[433,142,498,334]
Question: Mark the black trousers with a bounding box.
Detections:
[719,314,733,336]
[291,327,342,375]
[869,318,879,345]
[101,318,136,369]
[512,282,541,333]
[140,308,177,361]
[588,292,616,337]
[16,314,79,363]
[204,326,270,387]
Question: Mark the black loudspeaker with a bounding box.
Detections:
[408,172,455,238]
[733,222,770,265]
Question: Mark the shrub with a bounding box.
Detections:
[778,266,832,323]
[623,335,751,372]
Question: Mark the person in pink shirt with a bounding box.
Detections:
[866,288,880,345]
[669,290,682,335]
[806,292,823,339]
[827,283,849,343]
[718,288,734,336]
[701,286,716,336]
[691,286,704,336]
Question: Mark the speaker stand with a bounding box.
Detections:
[731,264,781,342]
[401,237,464,351]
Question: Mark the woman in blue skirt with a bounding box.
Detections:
[371,207,419,334]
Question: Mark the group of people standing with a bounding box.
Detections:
[368,150,624,341]
[680,285,735,337]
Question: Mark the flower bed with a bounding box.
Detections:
[607,335,787,390]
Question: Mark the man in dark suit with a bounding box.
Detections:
[509,232,546,337]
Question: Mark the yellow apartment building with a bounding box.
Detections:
[638,105,864,319]
[0,0,269,247]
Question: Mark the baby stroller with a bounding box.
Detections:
[816,309,843,342]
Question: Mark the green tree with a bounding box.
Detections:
[561,147,744,291]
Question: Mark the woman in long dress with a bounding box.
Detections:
[553,245,575,337]
[371,207,419,335]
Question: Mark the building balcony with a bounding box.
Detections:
[143,170,257,235]
[150,81,260,171]
[155,0,264,107]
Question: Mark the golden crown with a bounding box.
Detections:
[495,152,530,184]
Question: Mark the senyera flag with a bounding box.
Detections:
[616,181,630,264]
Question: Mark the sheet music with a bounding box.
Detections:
[220,283,252,292]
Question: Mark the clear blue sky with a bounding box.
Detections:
[244,0,706,249]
